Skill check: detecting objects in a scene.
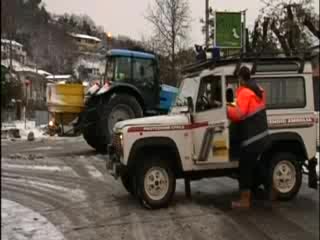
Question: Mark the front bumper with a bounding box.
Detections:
[106,144,125,179]
[305,157,318,189]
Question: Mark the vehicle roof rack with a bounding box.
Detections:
[182,52,311,75]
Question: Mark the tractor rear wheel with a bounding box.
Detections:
[84,94,143,152]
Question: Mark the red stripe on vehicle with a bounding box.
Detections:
[127,122,208,133]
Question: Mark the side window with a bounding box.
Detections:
[256,77,306,109]
[114,57,131,82]
[196,76,222,112]
[133,59,155,87]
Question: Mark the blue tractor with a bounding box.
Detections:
[80,49,178,152]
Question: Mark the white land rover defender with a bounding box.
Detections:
[106,56,318,209]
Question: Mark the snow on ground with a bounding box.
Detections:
[84,164,104,180]
[2,121,48,140]
[2,163,74,173]
[1,199,65,240]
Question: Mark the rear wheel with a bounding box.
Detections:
[83,94,143,153]
[136,156,176,209]
[268,152,302,201]
[98,94,143,153]
[82,96,106,152]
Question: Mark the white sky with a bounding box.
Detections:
[43,0,319,46]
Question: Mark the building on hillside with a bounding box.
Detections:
[68,33,105,83]
[19,71,50,104]
[69,33,102,52]
[1,58,52,120]
[73,53,105,83]
[1,39,27,64]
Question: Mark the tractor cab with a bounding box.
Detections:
[99,49,160,110]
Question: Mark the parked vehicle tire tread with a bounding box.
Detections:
[136,155,176,209]
[268,152,302,201]
[83,94,143,153]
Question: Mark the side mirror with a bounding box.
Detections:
[226,88,234,103]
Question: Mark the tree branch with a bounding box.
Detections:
[271,20,291,56]
[286,5,296,52]
[251,20,260,50]
[303,16,320,39]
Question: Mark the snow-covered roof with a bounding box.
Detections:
[1,39,23,47]
[69,33,101,42]
[37,70,52,76]
[1,59,51,77]
[46,75,72,80]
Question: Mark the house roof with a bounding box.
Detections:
[46,75,72,80]
[1,59,51,77]
[69,33,101,42]
[1,39,23,47]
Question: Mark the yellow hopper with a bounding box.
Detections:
[47,83,85,134]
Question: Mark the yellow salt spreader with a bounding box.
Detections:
[46,83,85,136]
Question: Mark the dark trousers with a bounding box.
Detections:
[239,147,260,191]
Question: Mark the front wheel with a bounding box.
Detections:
[136,157,176,209]
[268,152,302,201]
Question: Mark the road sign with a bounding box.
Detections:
[214,12,242,48]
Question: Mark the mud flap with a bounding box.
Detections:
[308,158,318,189]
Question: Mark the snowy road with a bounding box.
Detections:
[1,137,319,240]
[2,199,65,240]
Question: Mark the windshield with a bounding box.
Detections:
[173,77,198,107]
[104,56,131,83]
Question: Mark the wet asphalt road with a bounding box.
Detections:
[1,137,319,240]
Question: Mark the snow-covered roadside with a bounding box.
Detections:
[1,199,65,240]
[2,121,48,140]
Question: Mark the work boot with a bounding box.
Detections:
[232,191,251,209]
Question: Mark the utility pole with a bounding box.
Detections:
[205,0,209,49]
[241,9,248,54]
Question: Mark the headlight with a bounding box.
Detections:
[119,133,123,147]
[49,120,54,127]
[112,133,124,156]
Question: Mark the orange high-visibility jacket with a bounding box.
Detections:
[227,86,269,148]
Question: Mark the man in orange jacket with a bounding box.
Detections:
[227,66,269,209]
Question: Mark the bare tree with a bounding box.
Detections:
[258,0,319,55]
[146,0,190,85]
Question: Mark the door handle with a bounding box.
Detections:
[213,126,224,133]
[208,123,225,133]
